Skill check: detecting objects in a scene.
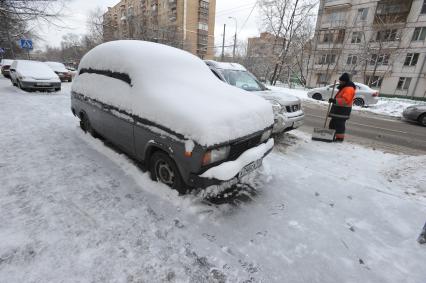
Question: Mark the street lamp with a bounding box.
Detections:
[228,16,237,59]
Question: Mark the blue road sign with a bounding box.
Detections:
[19,39,33,50]
[0,48,5,54]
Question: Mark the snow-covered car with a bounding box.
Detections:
[71,40,274,194]
[205,60,304,134]
[45,61,73,82]
[9,60,61,92]
[403,104,426,126]
[307,82,379,107]
[1,59,14,78]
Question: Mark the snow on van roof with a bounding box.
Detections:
[73,40,273,146]
[205,60,247,71]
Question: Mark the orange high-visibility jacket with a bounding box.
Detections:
[335,83,356,107]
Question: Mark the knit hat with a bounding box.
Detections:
[339,73,350,82]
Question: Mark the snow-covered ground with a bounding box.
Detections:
[1,77,426,282]
[268,85,425,118]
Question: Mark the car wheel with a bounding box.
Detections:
[69,78,72,82]
[150,151,186,194]
[79,112,98,137]
[312,93,322,100]
[353,98,365,107]
[419,113,426,127]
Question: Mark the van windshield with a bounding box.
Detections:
[219,69,267,92]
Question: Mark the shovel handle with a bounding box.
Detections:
[323,80,337,128]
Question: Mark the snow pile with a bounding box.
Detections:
[45,62,68,73]
[268,85,424,117]
[73,40,274,146]
[16,60,60,81]
[358,97,425,117]
[201,138,274,180]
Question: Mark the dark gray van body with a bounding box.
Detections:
[71,90,272,189]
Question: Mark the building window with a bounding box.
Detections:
[200,0,209,9]
[422,0,426,14]
[318,54,336,65]
[351,32,362,43]
[317,73,331,84]
[376,29,397,42]
[412,27,426,41]
[404,53,419,66]
[357,8,369,21]
[336,29,346,43]
[347,54,358,65]
[323,33,333,43]
[370,54,390,66]
[366,76,383,88]
[198,22,208,31]
[397,77,412,90]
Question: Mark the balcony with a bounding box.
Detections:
[324,0,351,9]
[374,0,412,24]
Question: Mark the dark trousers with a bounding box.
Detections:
[329,118,346,141]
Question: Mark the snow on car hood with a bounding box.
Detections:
[73,41,274,146]
[258,90,300,106]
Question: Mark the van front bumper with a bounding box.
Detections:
[187,139,274,188]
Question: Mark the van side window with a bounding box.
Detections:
[79,68,132,86]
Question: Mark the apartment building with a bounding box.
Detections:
[307,0,426,98]
[103,0,216,59]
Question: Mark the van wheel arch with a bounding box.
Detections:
[147,148,187,194]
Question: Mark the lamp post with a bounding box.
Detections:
[228,16,237,60]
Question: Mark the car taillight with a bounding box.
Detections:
[372,92,379,97]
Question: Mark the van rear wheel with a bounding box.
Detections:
[150,151,186,194]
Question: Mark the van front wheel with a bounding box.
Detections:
[150,151,186,194]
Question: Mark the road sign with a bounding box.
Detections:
[19,39,33,50]
[0,48,5,54]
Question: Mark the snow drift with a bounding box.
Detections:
[72,40,274,146]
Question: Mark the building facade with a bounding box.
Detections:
[308,0,426,98]
[103,0,216,59]
[246,32,286,81]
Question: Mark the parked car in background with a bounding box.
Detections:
[1,59,14,78]
[403,104,426,126]
[205,60,304,134]
[45,61,73,82]
[71,40,274,194]
[9,60,61,92]
[307,82,379,107]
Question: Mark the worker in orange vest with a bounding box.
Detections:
[328,73,356,142]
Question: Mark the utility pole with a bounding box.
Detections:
[228,17,237,60]
[221,24,226,61]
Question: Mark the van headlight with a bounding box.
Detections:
[261,129,272,143]
[202,145,230,166]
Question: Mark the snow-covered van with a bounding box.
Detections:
[71,40,274,194]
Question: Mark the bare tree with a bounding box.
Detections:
[0,0,66,58]
[258,0,318,85]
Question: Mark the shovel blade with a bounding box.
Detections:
[312,128,335,142]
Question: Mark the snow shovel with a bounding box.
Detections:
[312,81,337,142]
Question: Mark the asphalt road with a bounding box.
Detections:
[301,102,426,154]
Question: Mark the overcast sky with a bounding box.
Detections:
[37,0,263,54]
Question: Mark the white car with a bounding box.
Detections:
[307,82,379,107]
[9,60,61,92]
[205,60,305,134]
